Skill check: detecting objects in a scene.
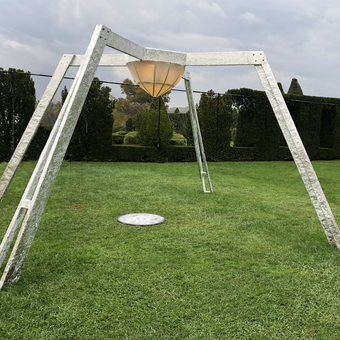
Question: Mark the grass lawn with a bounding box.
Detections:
[1,160,340,339]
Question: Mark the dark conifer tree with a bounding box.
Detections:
[197,90,232,150]
[0,68,36,161]
[126,117,134,132]
[287,78,303,95]
[135,96,173,147]
[63,78,115,161]
[277,82,285,95]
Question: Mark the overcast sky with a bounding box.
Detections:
[1,0,340,108]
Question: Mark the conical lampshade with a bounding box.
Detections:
[126,60,185,97]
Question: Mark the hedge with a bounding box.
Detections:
[111,145,196,162]
[229,89,340,161]
[2,89,340,164]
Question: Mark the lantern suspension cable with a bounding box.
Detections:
[1,69,335,106]
[157,96,161,150]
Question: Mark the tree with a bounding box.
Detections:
[184,110,193,145]
[197,90,232,149]
[0,68,36,161]
[112,78,152,126]
[229,88,260,147]
[120,78,171,107]
[63,78,115,161]
[287,78,303,95]
[126,117,134,131]
[135,96,173,147]
[120,78,153,104]
[169,107,187,136]
[277,82,285,95]
[41,100,62,127]
[113,78,172,127]
[61,85,68,103]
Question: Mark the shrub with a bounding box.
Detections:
[112,133,125,145]
[287,78,303,95]
[135,97,173,147]
[124,131,139,145]
[169,132,187,145]
[25,126,51,160]
[112,125,126,133]
[111,145,196,162]
[63,78,114,161]
[169,111,187,135]
[126,118,134,132]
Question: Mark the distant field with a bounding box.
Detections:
[0,160,340,339]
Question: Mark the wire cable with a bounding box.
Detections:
[0,69,335,105]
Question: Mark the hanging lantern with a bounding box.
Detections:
[126,60,185,97]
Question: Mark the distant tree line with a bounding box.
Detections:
[0,68,45,162]
[61,78,115,161]
[228,83,340,161]
[0,68,115,163]
[112,77,340,162]
[1,69,340,164]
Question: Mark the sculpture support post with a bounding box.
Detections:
[255,62,340,248]
[0,55,75,202]
[0,25,109,288]
[0,56,81,271]
[183,72,212,193]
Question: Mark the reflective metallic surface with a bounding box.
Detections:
[118,213,165,226]
[183,71,213,193]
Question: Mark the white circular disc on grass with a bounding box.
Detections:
[117,213,165,226]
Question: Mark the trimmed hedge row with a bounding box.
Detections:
[111,145,196,162]
[108,144,291,162]
[25,126,52,160]
[2,89,340,164]
[228,89,340,161]
[110,90,340,162]
[0,126,51,163]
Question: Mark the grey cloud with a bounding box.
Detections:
[1,0,340,106]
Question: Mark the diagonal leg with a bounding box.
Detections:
[0,78,81,281]
[0,55,75,202]
[0,55,81,267]
[0,207,27,267]
[0,25,110,289]
[255,62,340,248]
[183,73,213,193]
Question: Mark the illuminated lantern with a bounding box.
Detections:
[126,60,185,97]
